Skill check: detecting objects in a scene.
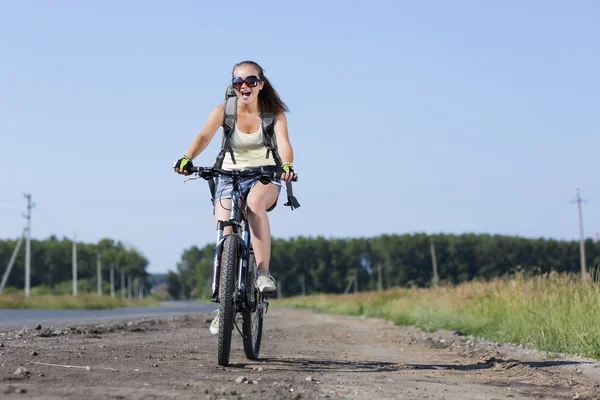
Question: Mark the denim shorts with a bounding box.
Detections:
[214,176,282,212]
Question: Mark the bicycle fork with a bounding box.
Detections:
[211,189,252,306]
[210,215,269,313]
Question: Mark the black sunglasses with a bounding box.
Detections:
[232,75,262,90]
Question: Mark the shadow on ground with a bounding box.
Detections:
[230,357,588,373]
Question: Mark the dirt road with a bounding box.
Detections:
[1,306,599,400]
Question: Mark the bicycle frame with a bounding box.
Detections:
[185,165,296,365]
[189,165,295,312]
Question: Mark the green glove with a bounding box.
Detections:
[173,155,193,173]
[282,163,294,173]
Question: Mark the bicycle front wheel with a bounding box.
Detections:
[242,249,263,360]
[217,235,239,366]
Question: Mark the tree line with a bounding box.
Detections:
[167,233,600,300]
[0,236,150,295]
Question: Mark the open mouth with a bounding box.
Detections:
[241,90,251,99]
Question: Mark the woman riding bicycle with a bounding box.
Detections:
[172,60,297,333]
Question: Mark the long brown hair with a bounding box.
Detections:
[232,60,289,115]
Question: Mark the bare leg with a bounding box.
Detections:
[246,182,279,273]
[214,197,233,234]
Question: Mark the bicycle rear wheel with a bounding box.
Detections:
[217,235,239,366]
[242,249,263,360]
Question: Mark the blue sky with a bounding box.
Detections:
[1,1,599,274]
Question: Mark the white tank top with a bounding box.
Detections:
[220,121,276,170]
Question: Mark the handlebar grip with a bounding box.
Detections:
[274,171,298,182]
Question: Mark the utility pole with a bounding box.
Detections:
[128,275,132,299]
[23,193,34,297]
[0,228,26,294]
[301,274,306,296]
[110,263,115,298]
[278,278,283,299]
[430,240,439,286]
[72,234,78,295]
[377,263,382,291]
[120,268,125,298]
[571,188,588,279]
[344,270,356,294]
[97,253,102,295]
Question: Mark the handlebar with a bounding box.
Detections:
[189,166,298,182]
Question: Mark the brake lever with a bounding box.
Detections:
[184,175,201,183]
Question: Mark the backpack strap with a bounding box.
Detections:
[209,85,238,209]
[261,113,300,210]
[215,86,237,168]
[260,113,281,166]
[283,180,301,210]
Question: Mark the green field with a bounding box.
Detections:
[0,278,161,309]
[274,271,600,360]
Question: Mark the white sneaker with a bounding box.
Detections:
[210,310,219,335]
[256,271,277,293]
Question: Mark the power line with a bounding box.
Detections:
[34,204,64,236]
[0,198,20,205]
[570,188,588,279]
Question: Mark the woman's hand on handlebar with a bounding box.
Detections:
[280,163,296,182]
[280,171,296,182]
[172,155,194,175]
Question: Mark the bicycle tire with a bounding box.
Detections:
[217,235,238,366]
[242,249,263,360]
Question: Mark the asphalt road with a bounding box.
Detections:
[0,301,216,331]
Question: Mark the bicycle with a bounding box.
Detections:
[189,165,298,366]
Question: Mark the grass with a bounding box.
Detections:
[1,279,161,309]
[273,271,600,360]
[0,294,159,310]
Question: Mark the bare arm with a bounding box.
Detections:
[185,104,225,160]
[273,112,294,165]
